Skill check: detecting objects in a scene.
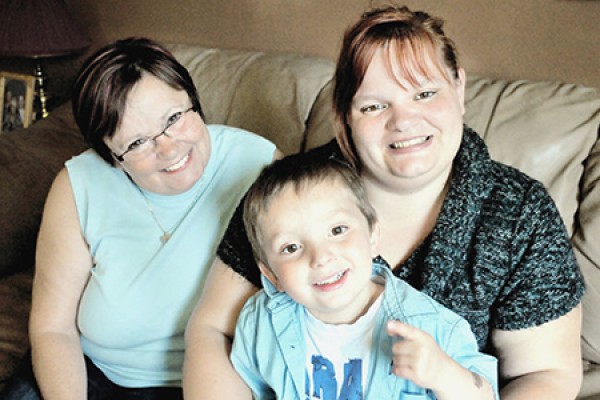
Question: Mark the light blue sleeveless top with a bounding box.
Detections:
[67,125,275,388]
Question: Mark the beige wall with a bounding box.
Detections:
[65,0,600,89]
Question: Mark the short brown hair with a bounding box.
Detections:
[333,6,460,167]
[72,37,204,166]
[243,154,377,266]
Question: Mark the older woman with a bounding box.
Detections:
[184,6,584,399]
[1,37,276,399]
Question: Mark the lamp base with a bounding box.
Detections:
[33,62,49,120]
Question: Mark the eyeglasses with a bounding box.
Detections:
[112,105,198,162]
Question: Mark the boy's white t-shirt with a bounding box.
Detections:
[303,294,383,399]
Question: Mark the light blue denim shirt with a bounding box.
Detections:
[231,263,498,399]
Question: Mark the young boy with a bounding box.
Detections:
[231,154,498,399]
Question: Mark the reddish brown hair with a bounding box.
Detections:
[333,6,460,167]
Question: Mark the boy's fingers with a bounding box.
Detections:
[386,320,416,340]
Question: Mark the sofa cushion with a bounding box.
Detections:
[0,103,86,277]
[303,80,336,152]
[581,361,600,398]
[463,75,600,236]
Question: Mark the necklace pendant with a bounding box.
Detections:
[160,232,171,244]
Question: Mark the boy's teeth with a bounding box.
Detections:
[316,271,344,286]
[390,135,430,149]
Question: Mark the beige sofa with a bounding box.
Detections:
[0,44,599,398]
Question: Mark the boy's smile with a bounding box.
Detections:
[257,178,382,324]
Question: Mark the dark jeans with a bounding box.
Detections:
[0,351,183,400]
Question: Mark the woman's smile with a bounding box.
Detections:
[389,135,433,150]
[162,150,191,173]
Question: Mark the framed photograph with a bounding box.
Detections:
[0,71,35,134]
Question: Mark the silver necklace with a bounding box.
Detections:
[138,188,203,244]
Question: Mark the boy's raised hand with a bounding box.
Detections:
[386,320,495,400]
[386,319,453,390]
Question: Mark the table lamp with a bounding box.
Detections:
[0,0,90,119]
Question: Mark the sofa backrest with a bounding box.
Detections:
[167,44,335,155]
[463,76,600,235]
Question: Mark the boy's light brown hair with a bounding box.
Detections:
[243,153,377,267]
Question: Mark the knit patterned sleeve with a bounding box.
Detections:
[217,194,263,288]
[492,181,585,330]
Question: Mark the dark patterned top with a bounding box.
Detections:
[217,127,585,351]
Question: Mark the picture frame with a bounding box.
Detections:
[0,71,35,134]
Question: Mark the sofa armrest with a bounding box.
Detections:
[0,102,87,277]
[575,134,600,365]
